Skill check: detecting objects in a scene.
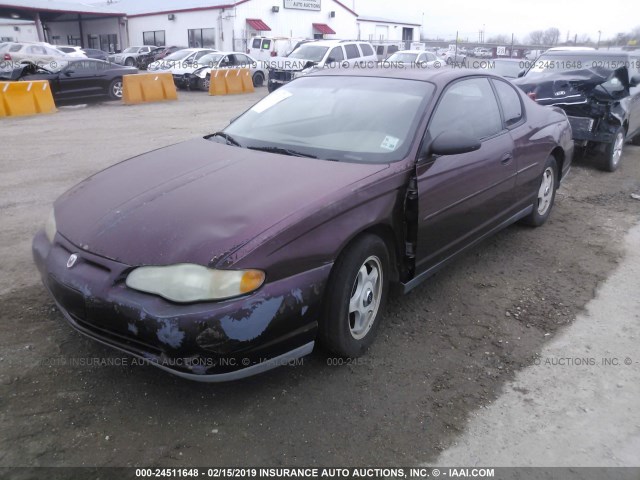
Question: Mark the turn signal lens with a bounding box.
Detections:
[240,270,266,294]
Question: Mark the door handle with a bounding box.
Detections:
[501,153,513,165]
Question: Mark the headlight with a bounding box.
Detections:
[193,68,207,78]
[45,208,56,243]
[125,264,265,303]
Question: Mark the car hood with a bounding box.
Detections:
[54,138,388,266]
[267,56,316,71]
[513,66,629,105]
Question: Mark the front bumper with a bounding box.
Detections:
[32,230,330,381]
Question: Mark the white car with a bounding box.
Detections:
[189,52,267,90]
[384,49,442,68]
[56,46,87,58]
[147,48,217,88]
[267,39,378,92]
[1,42,68,68]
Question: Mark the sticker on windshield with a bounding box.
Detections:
[251,89,293,113]
[380,135,400,151]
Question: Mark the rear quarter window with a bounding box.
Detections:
[344,44,360,59]
[359,43,374,56]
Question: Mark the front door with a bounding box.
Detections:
[415,77,517,272]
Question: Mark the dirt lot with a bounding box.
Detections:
[1,90,639,468]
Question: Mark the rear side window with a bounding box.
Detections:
[344,44,359,59]
[328,46,344,63]
[359,43,374,56]
[376,45,384,55]
[492,79,523,127]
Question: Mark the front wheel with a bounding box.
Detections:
[319,235,390,357]
[124,57,134,67]
[600,126,625,172]
[200,74,210,92]
[521,156,557,227]
[108,78,123,100]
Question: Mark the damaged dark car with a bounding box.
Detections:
[514,50,640,171]
[33,69,572,382]
[0,59,138,103]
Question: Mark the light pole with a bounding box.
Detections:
[597,30,602,49]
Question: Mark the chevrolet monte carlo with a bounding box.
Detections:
[33,68,573,381]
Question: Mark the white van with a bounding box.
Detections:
[249,37,306,60]
[372,42,403,61]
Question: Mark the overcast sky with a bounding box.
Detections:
[61,0,640,43]
[354,0,639,42]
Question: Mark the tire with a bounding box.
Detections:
[124,57,134,67]
[267,82,277,93]
[521,156,558,227]
[108,78,123,100]
[252,71,265,87]
[600,126,625,172]
[319,235,390,357]
[200,74,210,92]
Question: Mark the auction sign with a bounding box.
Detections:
[284,0,321,10]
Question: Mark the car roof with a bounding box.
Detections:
[392,50,430,54]
[304,40,372,47]
[540,49,632,58]
[311,65,507,85]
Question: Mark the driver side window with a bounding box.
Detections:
[428,78,503,141]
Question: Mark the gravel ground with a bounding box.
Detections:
[1,90,639,468]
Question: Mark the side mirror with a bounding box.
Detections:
[630,75,640,87]
[517,69,526,78]
[429,131,481,156]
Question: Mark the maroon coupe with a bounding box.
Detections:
[33,68,573,381]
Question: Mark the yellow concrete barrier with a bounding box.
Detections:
[122,73,177,105]
[208,70,228,96]
[240,69,255,94]
[0,80,56,118]
[225,69,244,95]
[208,69,256,96]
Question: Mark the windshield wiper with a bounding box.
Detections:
[208,131,242,147]
[247,146,316,158]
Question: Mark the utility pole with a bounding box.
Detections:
[597,30,602,49]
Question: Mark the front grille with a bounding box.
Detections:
[270,70,293,82]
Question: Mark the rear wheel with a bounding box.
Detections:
[521,156,557,227]
[600,126,625,172]
[319,235,390,357]
[108,78,123,100]
[124,57,134,67]
[252,71,264,87]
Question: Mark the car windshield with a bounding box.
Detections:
[387,52,419,63]
[288,45,329,62]
[525,54,630,78]
[123,47,140,53]
[483,60,522,78]
[219,76,434,163]
[164,50,193,61]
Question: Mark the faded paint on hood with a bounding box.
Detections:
[55,138,388,266]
